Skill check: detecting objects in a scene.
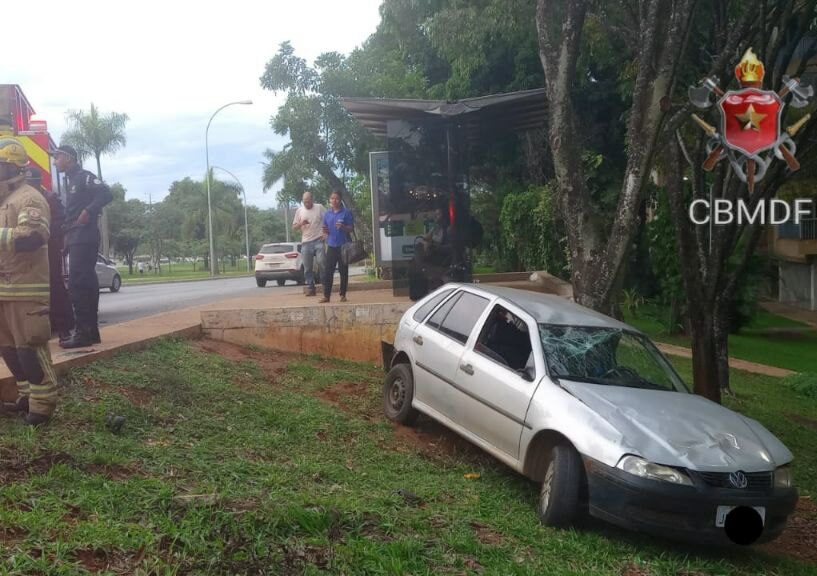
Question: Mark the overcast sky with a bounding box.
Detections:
[6,0,382,209]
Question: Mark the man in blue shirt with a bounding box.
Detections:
[320,190,354,303]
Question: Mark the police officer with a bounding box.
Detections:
[51,145,112,348]
[0,138,58,426]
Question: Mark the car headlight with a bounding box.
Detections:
[617,455,693,486]
[774,466,793,488]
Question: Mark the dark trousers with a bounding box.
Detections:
[67,242,99,334]
[49,249,74,335]
[323,245,348,299]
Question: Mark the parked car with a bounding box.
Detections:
[64,254,122,292]
[254,242,322,287]
[382,284,797,545]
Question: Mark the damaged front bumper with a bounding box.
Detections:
[585,457,798,545]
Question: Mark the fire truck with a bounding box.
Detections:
[0,84,60,195]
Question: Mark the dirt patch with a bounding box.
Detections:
[317,380,378,418]
[0,450,75,483]
[0,525,27,545]
[620,562,651,576]
[390,418,492,464]
[81,377,154,408]
[0,448,143,484]
[470,521,505,546]
[789,413,817,431]
[759,496,817,564]
[72,547,146,574]
[280,542,333,572]
[195,340,291,385]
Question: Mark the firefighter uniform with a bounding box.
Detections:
[57,146,112,347]
[0,138,58,425]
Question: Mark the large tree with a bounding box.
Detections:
[106,184,147,274]
[662,0,817,402]
[61,103,129,258]
[536,0,696,314]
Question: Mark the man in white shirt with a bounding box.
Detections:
[292,191,327,296]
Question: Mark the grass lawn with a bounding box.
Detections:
[0,339,815,574]
[625,305,817,373]
[118,262,253,285]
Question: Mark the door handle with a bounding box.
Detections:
[413,335,424,346]
[460,363,474,375]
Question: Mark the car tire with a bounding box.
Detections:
[256,278,267,288]
[383,363,419,426]
[276,279,286,287]
[537,443,583,527]
[110,274,121,293]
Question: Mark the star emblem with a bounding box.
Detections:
[736,104,767,131]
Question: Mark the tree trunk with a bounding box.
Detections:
[94,153,111,258]
[688,312,721,403]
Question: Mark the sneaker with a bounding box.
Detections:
[23,412,51,427]
[340,295,347,302]
[318,297,330,303]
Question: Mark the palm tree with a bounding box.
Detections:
[61,103,129,256]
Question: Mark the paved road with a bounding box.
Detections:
[98,277,301,325]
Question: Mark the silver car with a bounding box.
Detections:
[64,254,121,292]
[383,284,797,545]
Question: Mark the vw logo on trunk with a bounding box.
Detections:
[729,470,748,489]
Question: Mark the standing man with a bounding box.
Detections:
[51,145,112,348]
[0,138,58,426]
[320,190,354,303]
[292,190,326,296]
[38,184,74,343]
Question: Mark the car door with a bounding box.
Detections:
[454,301,544,459]
[411,290,490,423]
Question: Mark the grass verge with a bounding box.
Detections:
[0,339,814,575]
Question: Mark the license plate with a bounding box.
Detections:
[715,505,765,527]
[267,263,281,268]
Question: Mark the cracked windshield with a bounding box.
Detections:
[539,325,687,392]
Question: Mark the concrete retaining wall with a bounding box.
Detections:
[201,302,412,364]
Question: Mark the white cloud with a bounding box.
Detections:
[9,0,382,208]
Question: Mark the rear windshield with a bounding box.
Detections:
[260,244,295,254]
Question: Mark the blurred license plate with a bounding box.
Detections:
[267,263,281,268]
[715,505,765,527]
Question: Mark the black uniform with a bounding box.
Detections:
[64,164,112,342]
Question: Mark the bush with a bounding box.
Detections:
[783,372,817,399]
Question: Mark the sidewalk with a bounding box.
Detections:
[760,301,817,329]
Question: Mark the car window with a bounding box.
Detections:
[261,244,295,254]
[436,292,489,344]
[426,291,462,330]
[476,305,534,373]
[413,288,455,322]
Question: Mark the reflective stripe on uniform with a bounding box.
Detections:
[36,347,58,392]
[0,228,14,251]
[16,380,30,395]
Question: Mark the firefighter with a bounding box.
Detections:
[0,137,58,426]
[51,145,112,348]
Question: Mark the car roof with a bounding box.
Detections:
[449,283,636,331]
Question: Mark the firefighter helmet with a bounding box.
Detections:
[0,138,28,167]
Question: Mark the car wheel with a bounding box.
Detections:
[537,443,583,527]
[256,278,267,288]
[276,279,286,287]
[110,275,121,293]
[383,363,419,426]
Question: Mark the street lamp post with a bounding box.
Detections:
[213,166,251,272]
[205,100,252,277]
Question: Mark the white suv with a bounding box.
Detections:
[254,242,322,287]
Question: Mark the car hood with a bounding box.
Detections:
[560,380,793,471]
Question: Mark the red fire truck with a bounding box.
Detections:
[0,84,60,194]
